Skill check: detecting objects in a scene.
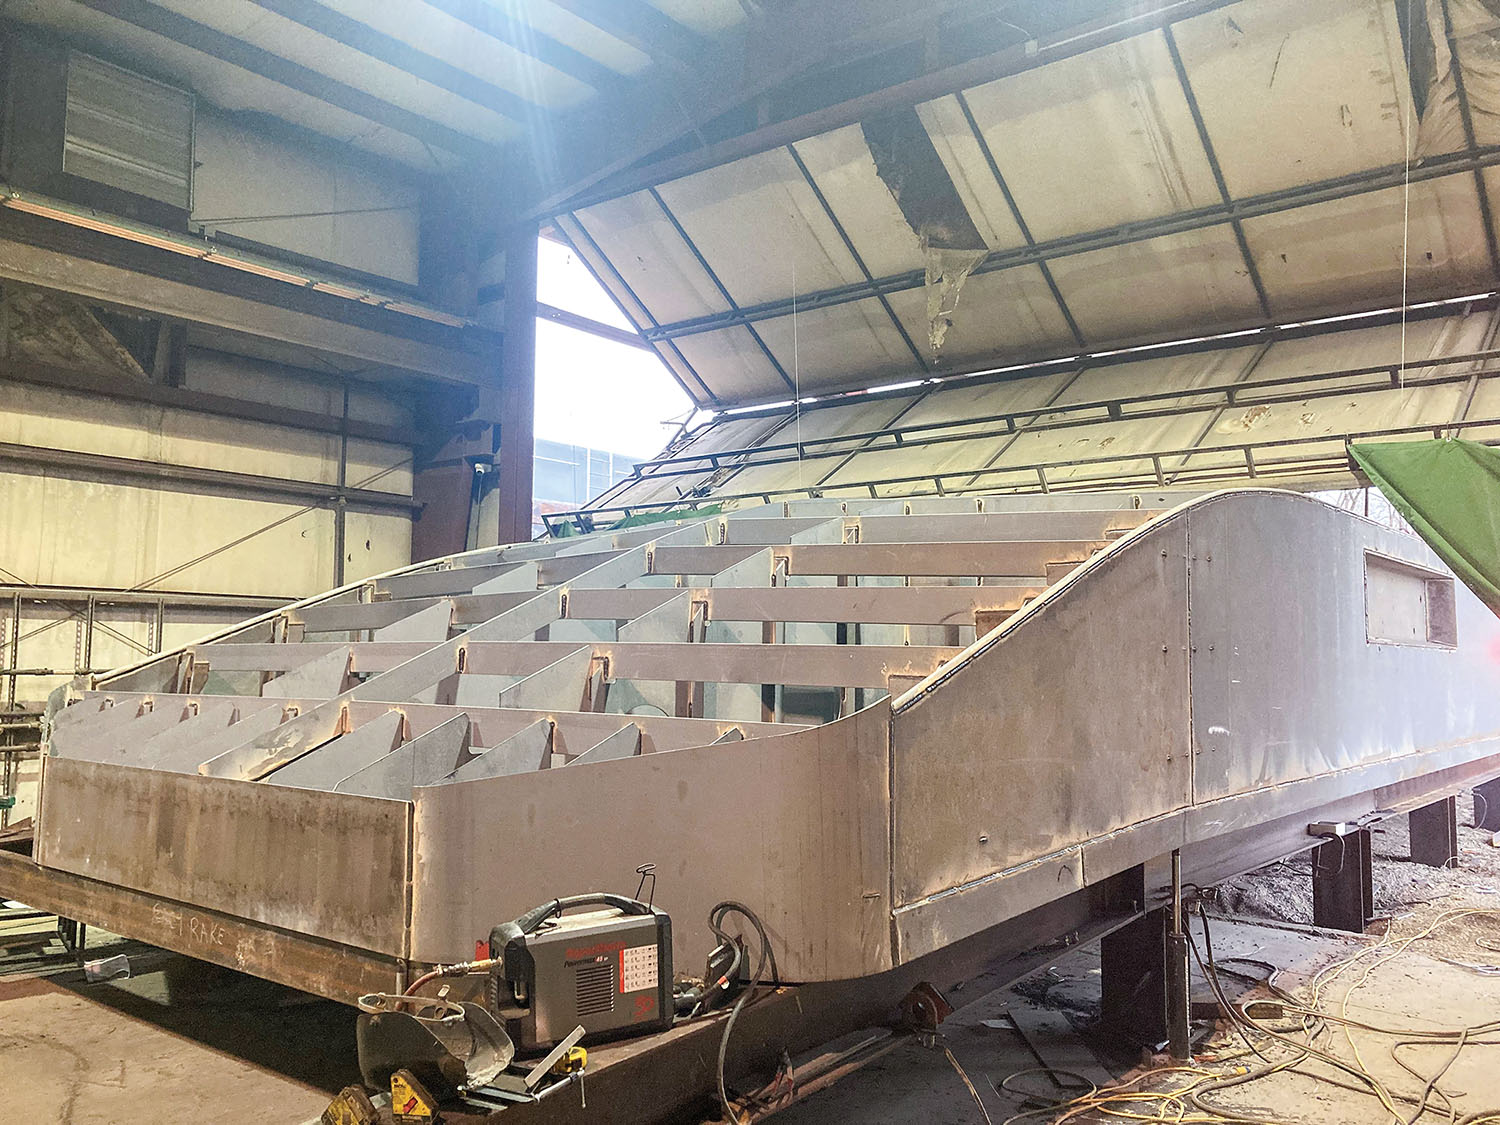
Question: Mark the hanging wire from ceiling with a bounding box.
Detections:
[1400,0,1417,392]
[792,257,804,493]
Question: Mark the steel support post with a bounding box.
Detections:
[1100,906,1169,1046]
[1311,829,1373,933]
[1475,777,1500,832]
[1409,796,1459,868]
[334,380,349,588]
[82,595,96,675]
[5,593,18,710]
[497,222,538,545]
[1165,849,1191,1060]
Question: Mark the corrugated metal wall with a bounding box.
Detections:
[0,345,415,708]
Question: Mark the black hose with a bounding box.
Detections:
[705,901,777,1125]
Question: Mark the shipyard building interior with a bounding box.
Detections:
[4,2,1500,1123]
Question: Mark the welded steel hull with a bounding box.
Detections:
[25,490,1500,1000]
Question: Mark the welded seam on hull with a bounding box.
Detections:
[889,489,1317,714]
[886,707,900,963]
[894,734,1500,919]
[890,842,1085,917]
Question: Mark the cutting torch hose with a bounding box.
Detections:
[403,957,500,996]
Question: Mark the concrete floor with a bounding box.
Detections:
[0,930,357,1124]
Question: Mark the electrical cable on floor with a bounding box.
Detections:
[944,1044,995,1125]
[1193,905,1500,1125]
[986,903,1500,1125]
[994,1066,1099,1107]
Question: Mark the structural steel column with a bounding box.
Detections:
[1476,777,1500,832]
[1409,797,1459,868]
[1311,830,1373,933]
[497,223,537,545]
[1165,850,1191,1060]
[1100,907,1169,1046]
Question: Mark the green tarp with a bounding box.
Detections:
[1349,438,1500,617]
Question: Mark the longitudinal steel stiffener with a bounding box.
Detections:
[24,489,1500,1002]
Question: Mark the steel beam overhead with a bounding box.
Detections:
[645,188,797,392]
[536,302,653,350]
[1,353,410,445]
[951,92,1085,347]
[555,214,719,405]
[0,224,491,386]
[523,0,1238,218]
[0,585,290,611]
[548,0,710,68]
[68,0,497,161]
[0,439,416,512]
[643,153,1500,343]
[418,0,627,93]
[244,0,545,122]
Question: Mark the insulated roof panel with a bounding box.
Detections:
[754,298,920,394]
[1478,166,1500,262]
[1048,226,1263,343]
[977,348,1273,486]
[614,307,1500,505]
[552,0,1500,411]
[1058,346,1265,406]
[960,31,1222,242]
[1452,0,1500,147]
[1196,315,1482,458]
[817,367,1084,490]
[885,265,1077,372]
[1171,0,1426,199]
[1250,317,1487,388]
[5,0,477,165]
[654,148,868,307]
[790,126,926,278]
[914,95,1028,251]
[986,410,1215,487]
[554,213,658,327]
[718,396,921,498]
[606,412,794,508]
[672,326,791,403]
[150,0,578,122]
[518,2,655,74]
[574,194,731,323]
[1198,382,1467,457]
[319,0,620,100]
[1243,174,1493,315]
[645,0,745,35]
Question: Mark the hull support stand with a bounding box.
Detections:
[1474,777,1500,832]
[1410,796,1459,868]
[1311,828,1373,933]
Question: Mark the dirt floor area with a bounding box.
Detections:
[4,792,1499,1124]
